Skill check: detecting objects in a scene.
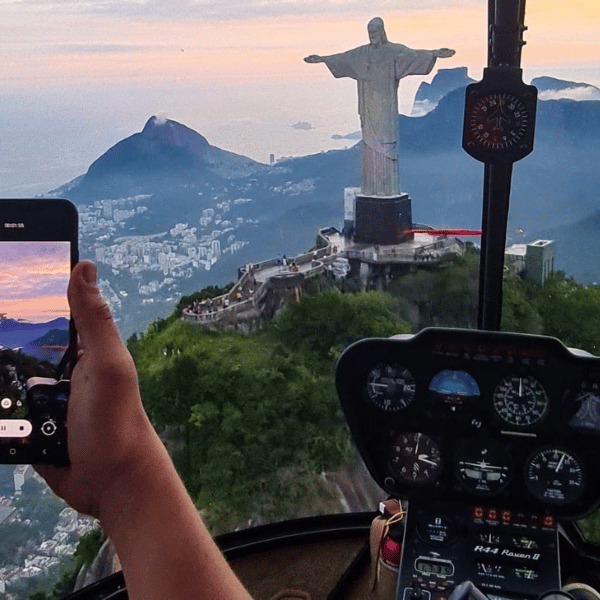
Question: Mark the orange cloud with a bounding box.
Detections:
[2,5,599,88]
[2,295,69,323]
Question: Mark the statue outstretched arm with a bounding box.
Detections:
[304,55,325,63]
[434,48,456,58]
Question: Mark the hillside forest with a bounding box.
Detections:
[127,252,600,538]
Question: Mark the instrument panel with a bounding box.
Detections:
[335,328,600,519]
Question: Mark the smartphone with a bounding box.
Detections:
[0,199,78,465]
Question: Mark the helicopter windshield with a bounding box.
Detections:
[2,0,600,598]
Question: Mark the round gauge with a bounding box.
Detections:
[365,362,416,412]
[429,370,480,410]
[466,92,530,150]
[493,375,549,427]
[568,385,600,434]
[525,447,585,506]
[455,438,512,494]
[389,432,442,485]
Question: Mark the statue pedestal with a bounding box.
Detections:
[353,193,414,246]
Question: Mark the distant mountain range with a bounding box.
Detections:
[533,76,600,101]
[0,317,69,349]
[0,318,69,364]
[412,67,600,113]
[48,67,600,334]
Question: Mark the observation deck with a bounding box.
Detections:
[182,226,466,328]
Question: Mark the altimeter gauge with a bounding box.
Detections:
[365,362,416,411]
[525,447,585,505]
[493,375,549,427]
[389,432,442,485]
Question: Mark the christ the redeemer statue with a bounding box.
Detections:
[305,17,455,197]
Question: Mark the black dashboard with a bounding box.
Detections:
[335,328,600,521]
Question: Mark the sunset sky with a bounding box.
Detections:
[1,0,599,196]
[0,242,70,323]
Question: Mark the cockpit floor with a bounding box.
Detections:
[229,535,372,600]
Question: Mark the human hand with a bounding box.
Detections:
[435,48,456,59]
[36,261,162,519]
[37,262,254,600]
[304,55,324,63]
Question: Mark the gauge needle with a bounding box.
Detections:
[418,454,438,466]
[519,378,523,397]
[555,453,565,473]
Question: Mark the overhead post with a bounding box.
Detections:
[463,0,537,331]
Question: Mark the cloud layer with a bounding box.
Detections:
[13,0,484,21]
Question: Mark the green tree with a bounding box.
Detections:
[388,254,479,330]
[73,527,105,567]
[536,273,600,354]
[270,289,409,364]
[501,276,543,334]
[132,288,409,529]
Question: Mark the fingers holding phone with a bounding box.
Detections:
[0,198,77,466]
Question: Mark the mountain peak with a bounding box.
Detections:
[412,67,475,116]
[141,115,210,154]
[64,116,267,199]
[143,114,168,130]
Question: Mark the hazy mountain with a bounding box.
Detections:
[28,328,69,347]
[536,209,600,284]
[532,76,600,102]
[0,318,69,350]
[411,67,475,116]
[331,131,361,140]
[22,329,69,364]
[62,116,269,200]
[46,69,600,334]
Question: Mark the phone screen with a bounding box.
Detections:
[0,241,71,446]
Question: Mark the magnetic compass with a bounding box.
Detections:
[463,67,537,164]
[467,92,529,149]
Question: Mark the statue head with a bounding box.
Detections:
[367,17,388,46]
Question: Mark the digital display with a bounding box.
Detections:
[0,241,70,442]
[415,559,454,576]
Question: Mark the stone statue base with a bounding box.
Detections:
[353,194,414,246]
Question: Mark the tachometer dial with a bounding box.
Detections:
[493,375,549,427]
[525,447,585,505]
[455,438,512,494]
[365,362,416,411]
[389,432,442,485]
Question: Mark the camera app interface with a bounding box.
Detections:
[0,242,70,443]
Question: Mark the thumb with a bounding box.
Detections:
[68,261,123,352]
